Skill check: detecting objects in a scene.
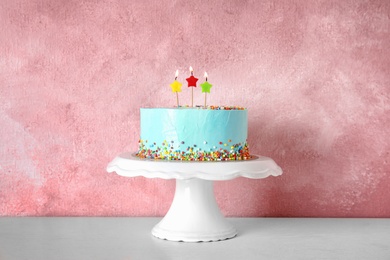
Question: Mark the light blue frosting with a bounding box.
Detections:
[140,108,248,153]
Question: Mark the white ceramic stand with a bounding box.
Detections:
[152,178,237,242]
[107,152,282,242]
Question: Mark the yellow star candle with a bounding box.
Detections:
[200,72,212,107]
[170,70,182,107]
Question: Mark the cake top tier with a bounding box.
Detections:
[137,106,249,161]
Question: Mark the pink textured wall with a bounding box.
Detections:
[1,0,389,217]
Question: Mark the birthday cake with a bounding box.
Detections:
[136,106,251,161]
[135,67,251,161]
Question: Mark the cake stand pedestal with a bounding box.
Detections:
[107,152,282,242]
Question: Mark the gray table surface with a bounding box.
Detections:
[0,217,389,260]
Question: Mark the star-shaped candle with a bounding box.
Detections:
[186,66,198,107]
[170,70,182,107]
[200,72,212,107]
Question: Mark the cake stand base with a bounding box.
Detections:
[152,178,237,242]
[107,152,283,242]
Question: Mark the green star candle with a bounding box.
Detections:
[200,72,212,107]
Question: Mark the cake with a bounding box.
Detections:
[136,106,251,161]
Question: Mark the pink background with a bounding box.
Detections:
[1,0,389,217]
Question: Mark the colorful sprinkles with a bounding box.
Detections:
[136,139,251,161]
[179,105,246,110]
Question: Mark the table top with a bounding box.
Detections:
[0,217,389,260]
[107,152,282,180]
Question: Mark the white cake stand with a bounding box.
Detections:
[107,152,282,242]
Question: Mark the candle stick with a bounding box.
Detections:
[170,70,182,107]
[190,67,193,107]
[200,72,212,107]
[186,66,198,107]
